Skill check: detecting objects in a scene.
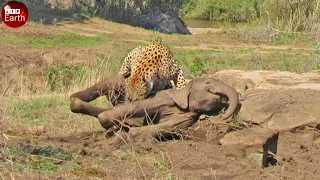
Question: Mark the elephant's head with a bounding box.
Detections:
[164,78,239,119]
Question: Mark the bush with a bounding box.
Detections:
[181,0,264,22]
[263,0,320,32]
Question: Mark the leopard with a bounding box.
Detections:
[118,43,186,102]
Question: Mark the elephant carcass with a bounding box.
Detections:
[97,78,240,136]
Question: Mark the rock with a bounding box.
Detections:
[131,9,191,35]
[239,89,320,130]
[220,127,279,167]
[211,70,320,92]
[208,70,320,130]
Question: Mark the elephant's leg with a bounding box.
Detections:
[70,76,126,104]
[70,76,126,117]
[97,93,174,130]
[128,113,197,140]
[70,98,112,118]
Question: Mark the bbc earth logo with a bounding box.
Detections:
[1,1,29,28]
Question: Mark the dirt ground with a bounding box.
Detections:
[1,113,320,179]
[1,9,320,179]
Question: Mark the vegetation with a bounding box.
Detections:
[44,62,86,92]
[182,0,320,32]
[181,0,263,22]
[3,144,79,172]
[1,32,107,48]
[25,0,320,33]
[0,1,319,179]
[263,0,320,32]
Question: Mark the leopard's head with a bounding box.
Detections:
[125,76,148,102]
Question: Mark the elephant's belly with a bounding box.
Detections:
[159,106,197,125]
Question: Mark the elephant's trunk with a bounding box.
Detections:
[210,83,239,120]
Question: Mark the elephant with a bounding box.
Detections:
[70,76,240,139]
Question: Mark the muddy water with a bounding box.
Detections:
[183,19,242,28]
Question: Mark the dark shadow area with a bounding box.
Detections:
[1,0,190,34]
[155,132,183,141]
[0,0,88,25]
[27,1,88,24]
[262,131,279,167]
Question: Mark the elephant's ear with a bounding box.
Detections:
[164,81,193,109]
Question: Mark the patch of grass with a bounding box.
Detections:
[28,144,74,172]
[28,155,59,172]
[67,160,82,172]
[272,33,296,44]
[272,52,309,72]
[7,146,29,171]
[6,144,78,173]
[190,57,205,75]
[268,31,314,46]
[112,149,129,161]
[13,97,67,111]
[212,54,245,70]
[175,49,216,77]
[154,158,165,170]
[230,115,245,128]
[3,32,107,47]
[31,144,73,161]
[176,47,313,77]
[137,41,149,46]
[44,62,86,92]
[94,54,123,74]
[167,172,173,180]
[11,96,68,125]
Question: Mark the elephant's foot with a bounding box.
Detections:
[70,97,85,113]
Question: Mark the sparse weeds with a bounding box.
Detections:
[3,144,79,173]
[246,50,312,73]
[230,115,246,129]
[10,96,68,126]
[28,155,60,172]
[176,46,315,77]
[272,33,296,45]
[167,172,173,180]
[44,62,86,92]
[270,32,314,45]
[176,49,214,77]
[309,40,320,70]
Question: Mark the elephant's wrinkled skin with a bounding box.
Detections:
[70,76,239,138]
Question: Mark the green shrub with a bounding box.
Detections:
[190,57,205,75]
